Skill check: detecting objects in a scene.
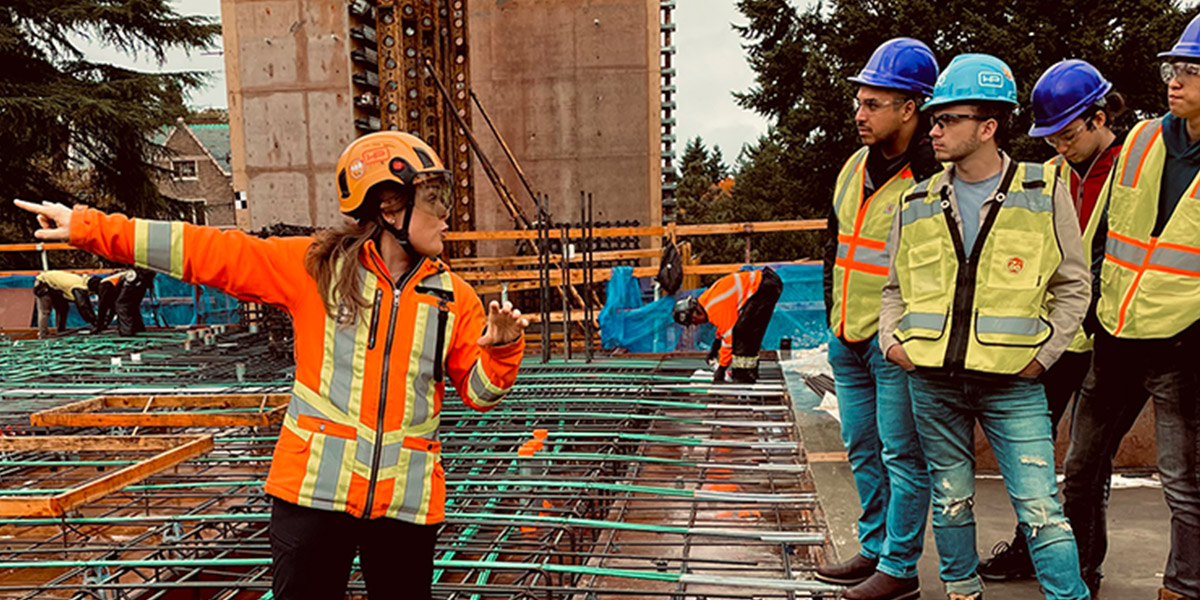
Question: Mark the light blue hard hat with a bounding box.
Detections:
[923,54,1018,111]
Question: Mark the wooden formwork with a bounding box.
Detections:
[0,435,213,517]
[30,394,289,428]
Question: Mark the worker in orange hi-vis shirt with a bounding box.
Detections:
[672,267,782,384]
[15,131,529,600]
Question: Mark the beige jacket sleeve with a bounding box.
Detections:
[878,203,906,357]
[1034,177,1090,369]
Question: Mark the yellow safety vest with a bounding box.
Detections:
[829,147,914,341]
[1097,118,1200,339]
[1046,156,1108,353]
[894,161,1061,374]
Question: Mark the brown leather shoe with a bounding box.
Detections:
[842,572,919,600]
[1159,588,1193,600]
[814,553,877,585]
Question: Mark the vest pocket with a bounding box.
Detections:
[984,230,1043,290]
[904,240,946,300]
[296,414,357,440]
[972,308,1052,348]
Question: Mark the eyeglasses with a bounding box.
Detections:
[855,98,905,113]
[1044,122,1088,148]
[1161,61,1200,84]
[929,112,990,130]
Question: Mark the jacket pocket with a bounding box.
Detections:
[433,301,448,383]
[367,288,382,350]
[984,229,1044,290]
[296,414,357,440]
[402,436,441,454]
[905,240,946,300]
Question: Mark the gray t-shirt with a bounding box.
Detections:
[954,171,1003,255]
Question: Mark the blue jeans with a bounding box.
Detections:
[909,371,1089,600]
[828,335,929,579]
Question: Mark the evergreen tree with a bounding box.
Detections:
[723,0,1194,263]
[0,1,219,266]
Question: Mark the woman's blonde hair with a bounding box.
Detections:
[305,182,414,323]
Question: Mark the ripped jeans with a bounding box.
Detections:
[909,371,1090,600]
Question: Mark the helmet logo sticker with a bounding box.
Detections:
[1006,257,1025,274]
[979,72,1003,88]
[362,147,390,164]
[348,160,365,180]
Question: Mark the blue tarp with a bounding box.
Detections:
[0,273,239,328]
[597,264,828,353]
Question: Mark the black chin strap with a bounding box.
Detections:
[377,201,420,262]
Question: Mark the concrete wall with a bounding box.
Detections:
[221,0,356,230]
[469,0,661,245]
[221,0,661,236]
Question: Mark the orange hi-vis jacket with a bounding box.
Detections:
[69,207,524,525]
[698,269,763,367]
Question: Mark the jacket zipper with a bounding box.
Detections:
[433,300,448,383]
[362,256,425,518]
[367,288,382,350]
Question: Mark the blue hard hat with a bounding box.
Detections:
[923,54,1018,110]
[1161,13,1200,60]
[1029,60,1112,137]
[848,38,940,96]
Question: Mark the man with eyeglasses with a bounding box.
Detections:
[879,54,1091,600]
[817,37,940,600]
[1061,16,1200,600]
[976,60,1126,592]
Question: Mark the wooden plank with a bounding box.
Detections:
[0,243,73,252]
[30,395,290,428]
[48,435,214,517]
[445,226,665,242]
[443,219,823,242]
[448,248,658,270]
[0,435,198,453]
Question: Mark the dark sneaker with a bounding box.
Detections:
[978,534,1034,581]
[842,572,919,600]
[730,367,757,384]
[815,552,877,585]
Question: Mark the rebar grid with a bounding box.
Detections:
[0,353,836,599]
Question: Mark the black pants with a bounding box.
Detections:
[1063,329,1200,592]
[270,497,439,600]
[94,280,120,332]
[1041,349,1092,442]
[114,282,148,336]
[731,267,783,361]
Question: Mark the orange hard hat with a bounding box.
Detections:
[335,131,451,221]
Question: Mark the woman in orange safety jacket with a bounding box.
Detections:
[15,131,528,600]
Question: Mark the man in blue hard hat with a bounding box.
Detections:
[879,54,1091,600]
[1062,15,1200,600]
[817,37,940,600]
[978,60,1127,592]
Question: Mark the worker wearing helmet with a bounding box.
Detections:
[672,266,781,383]
[1062,16,1200,600]
[879,54,1091,600]
[14,131,529,599]
[977,60,1126,592]
[817,37,939,600]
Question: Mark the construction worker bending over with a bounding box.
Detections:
[978,60,1125,593]
[816,37,940,600]
[1062,16,1200,600]
[90,267,155,335]
[88,269,131,333]
[15,131,529,600]
[33,270,96,337]
[879,54,1091,600]
[672,267,781,384]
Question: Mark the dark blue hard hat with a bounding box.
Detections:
[1029,60,1113,137]
[848,38,940,97]
[1161,13,1200,60]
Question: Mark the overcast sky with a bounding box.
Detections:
[80,0,778,164]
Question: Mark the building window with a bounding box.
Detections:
[181,199,207,225]
[173,160,198,180]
